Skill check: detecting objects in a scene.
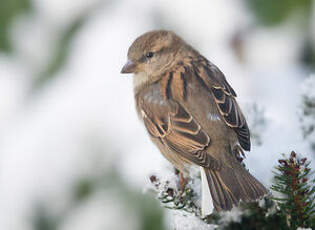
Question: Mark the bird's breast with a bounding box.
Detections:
[135,83,169,120]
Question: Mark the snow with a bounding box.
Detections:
[207,113,221,122]
[300,74,315,152]
[60,191,140,230]
[168,211,217,230]
[302,74,315,98]
[218,206,243,224]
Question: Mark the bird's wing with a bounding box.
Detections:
[190,58,251,151]
[139,93,220,170]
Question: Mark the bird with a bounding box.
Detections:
[121,30,268,216]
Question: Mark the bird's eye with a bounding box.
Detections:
[146,52,154,58]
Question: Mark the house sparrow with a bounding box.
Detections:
[121,30,268,215]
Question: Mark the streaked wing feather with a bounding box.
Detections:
[193,61,251,151]
[141,99,221,169]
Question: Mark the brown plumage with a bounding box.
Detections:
[121,30,268,214]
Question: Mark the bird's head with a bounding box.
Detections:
[121,30,183,78]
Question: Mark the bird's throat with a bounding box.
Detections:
[133,72,150,93]
[133,71,163,94]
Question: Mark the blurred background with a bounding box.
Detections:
[0,0,314,229]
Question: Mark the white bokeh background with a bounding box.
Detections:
[0,0,314,229]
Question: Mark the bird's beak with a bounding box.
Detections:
[121,60,137,74]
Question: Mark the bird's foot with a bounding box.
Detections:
[179,172,188,195]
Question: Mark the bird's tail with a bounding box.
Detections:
[200,164,268,216]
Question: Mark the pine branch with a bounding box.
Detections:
[147,152,314,229]
[149,174,201,215]
[271,151,315,229]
